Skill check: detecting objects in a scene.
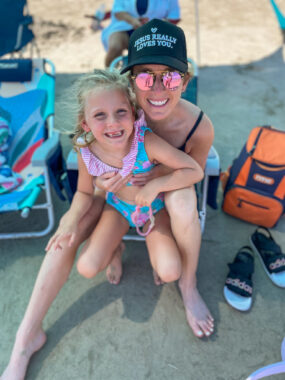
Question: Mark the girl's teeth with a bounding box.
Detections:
[149,99,167,106]
[106,131,123,137]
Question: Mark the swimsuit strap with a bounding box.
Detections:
[179,110,204,151]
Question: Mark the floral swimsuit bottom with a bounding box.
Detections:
[106,192,164,228]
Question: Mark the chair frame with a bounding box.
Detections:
[0,58,59,239]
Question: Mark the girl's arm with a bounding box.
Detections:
[65,153,95,221]
[45,154,95,251]
[135,132,204,206]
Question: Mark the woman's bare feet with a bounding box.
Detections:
[179,281,214,338]
[1,328,47,380]
[106,243,125,285]
[153,270,164,286]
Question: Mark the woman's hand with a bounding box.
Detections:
[94,171,132,193]
[45,214,78,251]
[130,166,160,186]
[131,165,171,186]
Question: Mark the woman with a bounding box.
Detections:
[100,19,215,338]
[102,0,180,66]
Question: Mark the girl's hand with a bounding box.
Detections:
[45,217,77,252]
[94,172,132,193]
[135,184,157,207]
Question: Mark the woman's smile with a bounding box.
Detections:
[147,98,168,107]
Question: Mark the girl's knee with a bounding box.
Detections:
[77,253,101,279]
[156,259,181,283]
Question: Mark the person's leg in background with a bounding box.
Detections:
[105,31,129,67]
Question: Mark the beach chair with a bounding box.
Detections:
[0,0,38,58]
[0,58,69,239]
[66,56,220,239]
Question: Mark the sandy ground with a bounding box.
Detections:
[1,1,285,379]
[27,0,285,71]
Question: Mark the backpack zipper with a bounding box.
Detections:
[237,198,269,209]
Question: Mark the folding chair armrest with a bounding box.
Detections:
[32,131,60,166]
[67,148,78,170]
[205,146,220,176]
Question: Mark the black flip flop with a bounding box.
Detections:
[250,226,285,288]
[224,246,254,311]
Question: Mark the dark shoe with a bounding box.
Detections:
[250,226,285,288]
[224,246,254,311]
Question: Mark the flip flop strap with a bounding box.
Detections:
[228,260,254,277]
[226,271,253,297]
[265,254,285,273]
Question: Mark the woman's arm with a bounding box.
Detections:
[135,132,204,206]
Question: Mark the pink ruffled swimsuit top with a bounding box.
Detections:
[79,110,154,182]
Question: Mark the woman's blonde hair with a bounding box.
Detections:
[72,69,138,149]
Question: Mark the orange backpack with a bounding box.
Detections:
[221,126,285,228]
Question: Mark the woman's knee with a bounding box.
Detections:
[165,187,198,221]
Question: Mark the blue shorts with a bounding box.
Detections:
[126,29,134,37]
[106,192,164,228]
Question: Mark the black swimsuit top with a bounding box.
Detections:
[178,110,204,151]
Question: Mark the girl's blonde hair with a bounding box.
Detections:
[72,69,138,149]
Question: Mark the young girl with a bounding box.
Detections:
[68,69,204,281]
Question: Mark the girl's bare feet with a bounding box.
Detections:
[179,281,214,338]
[153,270,164,286]
[1,328,47,380]
[106,242,125,285]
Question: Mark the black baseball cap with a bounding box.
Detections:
[121,19,188,74]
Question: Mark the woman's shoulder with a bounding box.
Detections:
[181,99,213,133]
[178,100,214,151]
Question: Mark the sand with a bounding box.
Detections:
[27,0,285,72]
